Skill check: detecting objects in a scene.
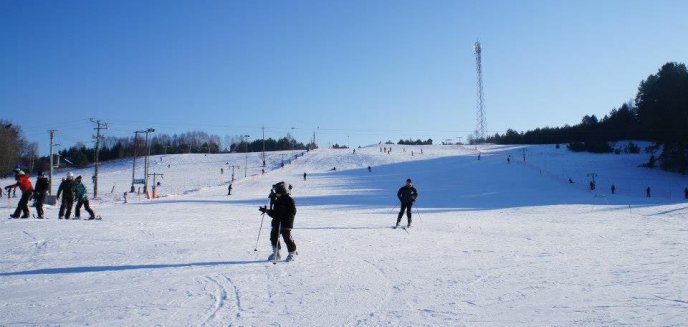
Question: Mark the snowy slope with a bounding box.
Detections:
[1,144,687,326]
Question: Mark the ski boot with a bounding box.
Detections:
[267,247,281,261]
[285,251,298,262]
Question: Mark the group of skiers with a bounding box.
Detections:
[4,168,96,220]
[56,172,96,219]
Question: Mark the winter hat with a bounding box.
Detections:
[272,181,290,194]
[67,172,74,179]
[17,170,25,175]
[406,178,412,183]
[76,175,82,181]
[38,171,44,177]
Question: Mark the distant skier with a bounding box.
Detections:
[74,176,96,219]
[568,178,574,184]
[259,182,298,262]
[227,183,232,196]
[33,171,49,218]
[611,184,616,195]
[507,155,511,164]
[303,172,307,181]
[589,181,595,191]
[684,187,688,199]
[646,187,651,198]
[56,172,77,219]
[368,166,372,172]
[5,170,33,218]
[396,178,418,228]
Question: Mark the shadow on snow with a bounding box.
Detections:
[0,260,265,276]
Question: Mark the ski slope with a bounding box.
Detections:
[1,144,687,326]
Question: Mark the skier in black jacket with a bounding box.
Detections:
[396,178,418,228]
[259,181,297,261]
[56,173,77,219]
[33,171,50,218]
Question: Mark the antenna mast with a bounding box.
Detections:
[474,41,487,141]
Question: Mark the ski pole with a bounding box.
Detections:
[254,212,265,251]
[414,206,423,226]
[273,222,281,265]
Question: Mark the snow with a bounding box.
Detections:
[1,144,687,326]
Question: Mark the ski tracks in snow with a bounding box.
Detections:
[198,275,243,326]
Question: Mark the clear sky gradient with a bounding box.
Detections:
[2,0,687,155]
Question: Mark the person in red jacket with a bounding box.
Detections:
[5,170,34,218]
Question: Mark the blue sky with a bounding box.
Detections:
[1,0,687,155]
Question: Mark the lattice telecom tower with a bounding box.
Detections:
[474,41,487,140]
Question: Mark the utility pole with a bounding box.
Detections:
[131,130,145,192]
[143,128,155,197]
[147,172,164,199]
[90,119,108,199]
[262,126,266,167]
[227,165,239,182]
[48,130,57,195]
[243,135,250,178]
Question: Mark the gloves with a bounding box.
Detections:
[259,206,267,214]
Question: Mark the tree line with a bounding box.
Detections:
[486,62,688,173]
[0,127,312,176]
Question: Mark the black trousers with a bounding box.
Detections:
[34,192,46,217]
[270,226,296,253]
[75,199,95,218]
[13,191,32,217]
[397,202,413,225]
[59,198,74,218]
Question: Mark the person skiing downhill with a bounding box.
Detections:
[5,170,33,218]
[33,171,49,218]
[259,182,297,262]
[396,178,418,228]
[74,176,96,219]
[56,173,77,219]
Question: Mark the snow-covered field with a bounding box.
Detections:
[1,144,687,326]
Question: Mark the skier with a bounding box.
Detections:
[5,170,33,218]
[507,155,511,164]
[611,184,616,195]
[74,176,96,219]
[33,171,49,218]
[368,166,372,172]
[646,187,651,198]
[259,182,297,262]
[56,172,77,219]
[396,178,418,228]
[303,172,307,181]
[684,187,688,199]
[227,183,232,196]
